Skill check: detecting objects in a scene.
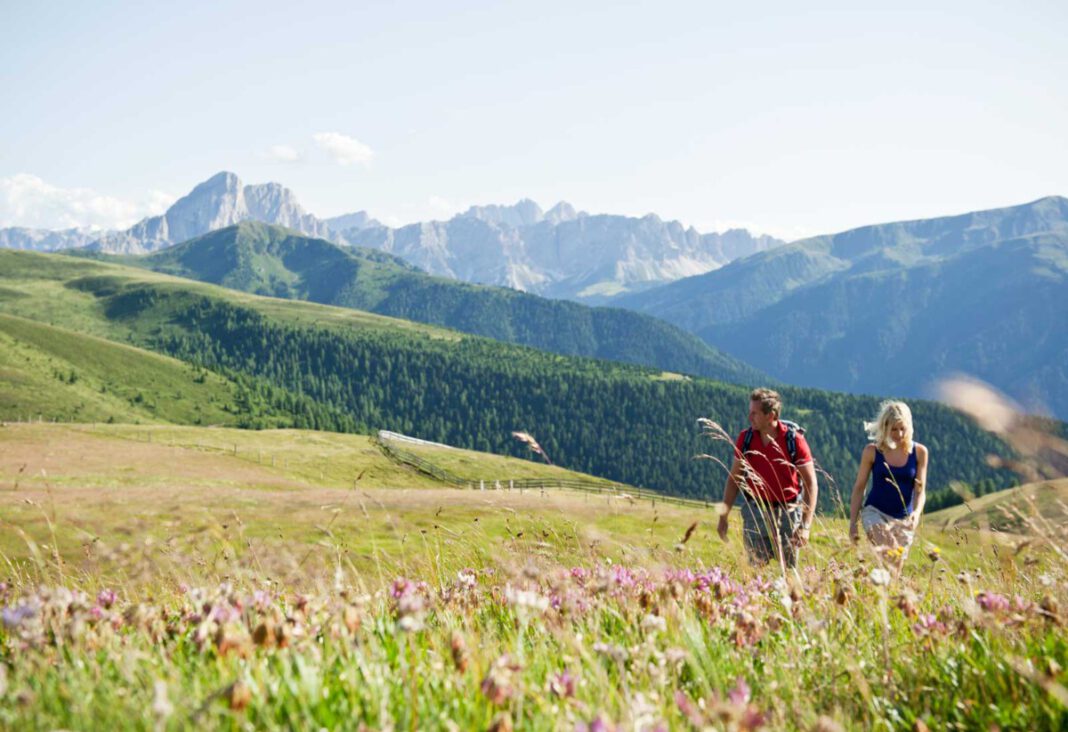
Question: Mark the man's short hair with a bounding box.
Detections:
[750,388,782,417]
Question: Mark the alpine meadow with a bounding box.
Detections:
[4,5,1068,728]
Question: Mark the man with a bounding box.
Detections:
[716,388,819,569]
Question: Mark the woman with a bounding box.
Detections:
[849,401,929,573]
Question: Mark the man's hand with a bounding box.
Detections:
[717,514,729,541]
[849,523,860,544]
[791,525,810,548]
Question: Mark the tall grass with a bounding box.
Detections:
[1,379,1066,730]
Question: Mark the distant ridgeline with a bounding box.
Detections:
[50,273,1012,510]
[79,221,767,388]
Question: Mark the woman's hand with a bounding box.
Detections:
[849,523,860,544]
[906,512,920,530]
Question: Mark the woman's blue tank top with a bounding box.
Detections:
[865,445,917,519]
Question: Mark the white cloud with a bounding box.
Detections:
[266,144,301,163]
[0,174,174,231]
[313,131,374,166]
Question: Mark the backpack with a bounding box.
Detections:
[742,419,805,465]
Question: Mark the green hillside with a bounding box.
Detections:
[0,249,1016,507]
[618,196,1068,418]
[928,478,1068,533]
[80,221,766,385]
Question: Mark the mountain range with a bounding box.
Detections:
[0,171,780,300]
[82,220,766,386]
[618,196,1068,418]
[341,203,781,302]
[3,170,1065,417]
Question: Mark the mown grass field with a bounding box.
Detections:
[1,423,1066,730]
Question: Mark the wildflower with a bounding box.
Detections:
[976,591,1011,613]
[641,613,667,635]
[549,669,576,698]
[480,655,521,705]
[227,680,252,711]
[925,544,941,562]
[593,642,628,663]
[391,577,427,632]
[96,589,118,609]
[1,602,37,629]
[504,586,549,615]
[895,590,919,618]
[728,677,751,706]
[250,589,272,611]
[868,568,891,587]
[457,569,477,588]
[578,713,618,732]
[449,632,469,673]
[912,613,948,637]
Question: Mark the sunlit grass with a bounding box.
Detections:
[2,421,1067,730]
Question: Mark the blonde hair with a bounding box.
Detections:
[865,400,914,453]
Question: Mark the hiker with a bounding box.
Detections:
[848,400,929,573]
[717,388,819,569]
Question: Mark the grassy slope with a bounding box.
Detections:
[0,313,253,425]
[0,249,446,340]
[928,478,1068,533]
[0,423,707,581]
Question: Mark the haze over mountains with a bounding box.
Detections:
[0,171,781,301]
[619,196,1068,418]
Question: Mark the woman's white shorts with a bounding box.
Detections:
[861,504,915,549]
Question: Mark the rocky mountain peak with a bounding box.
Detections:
[463,199,545,228]
[545,201,579,224]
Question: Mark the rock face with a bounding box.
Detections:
[2,173,779,299]
[340,200,781,302]
[0,226,103,251]
[87,172,331,254]
[324,211,380,234]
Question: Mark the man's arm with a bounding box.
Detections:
[792,461,819,546]
[717,458,744,541]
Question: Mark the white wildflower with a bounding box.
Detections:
[869,568,891,586]
[641,614,667,634]
[152,680,174,720]
[505,586,549,614]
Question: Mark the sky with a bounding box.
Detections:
[2,0,1066,241]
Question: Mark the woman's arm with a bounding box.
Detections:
[849,445,875,541]
[909,444,928,528]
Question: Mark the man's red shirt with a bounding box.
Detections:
[734,421,813,503]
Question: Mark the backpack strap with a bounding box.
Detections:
[742,427,754,454]
[780,419,804,465]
